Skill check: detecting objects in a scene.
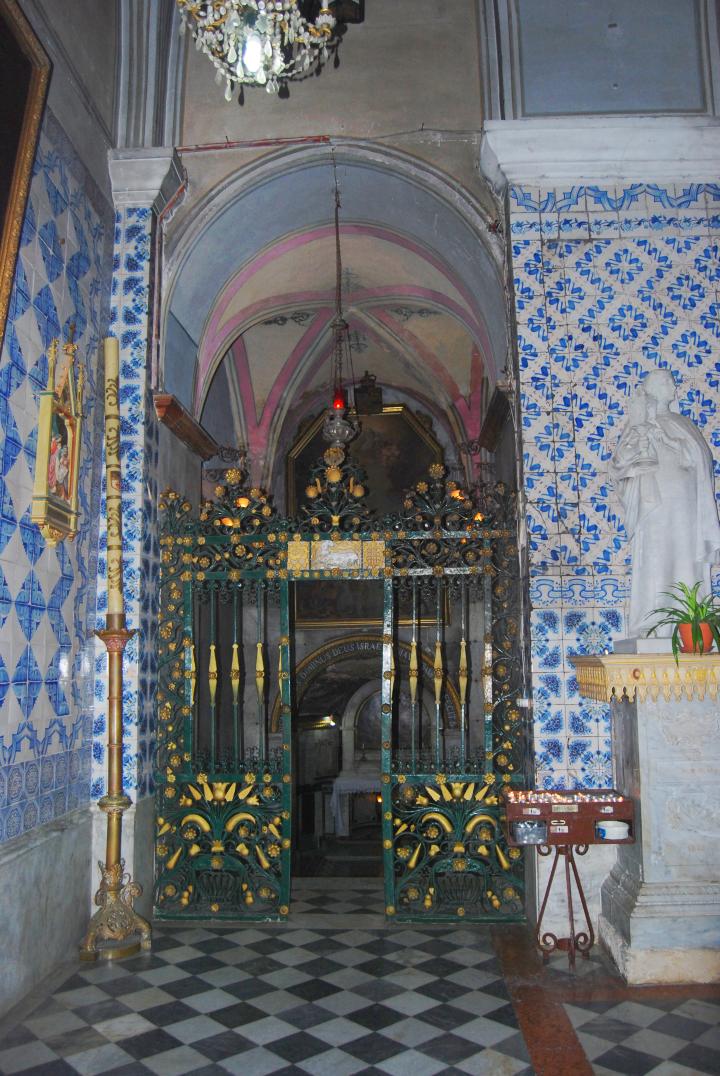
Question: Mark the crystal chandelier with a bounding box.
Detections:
[176,1,337,98]
[322,155,358,447]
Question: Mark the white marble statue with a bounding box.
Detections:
[610,369,720,637]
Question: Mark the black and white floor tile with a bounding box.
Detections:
[0,880,533,1076]
[566,994,720,1075]
[2,878,718,1075]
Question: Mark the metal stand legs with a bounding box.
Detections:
[536,844,594,968]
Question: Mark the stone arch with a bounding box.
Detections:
[160,141,511,485]
[270,633,460,733]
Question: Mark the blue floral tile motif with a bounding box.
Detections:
[94,204,155,800]
[0,108,111,841]
[5,806,22,841]
[14,569,46,641]
[574,747,613,789]
[512,181,720,787]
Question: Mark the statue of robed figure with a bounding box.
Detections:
[610,370,720,638]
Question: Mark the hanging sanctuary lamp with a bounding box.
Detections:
[322,155,358,448]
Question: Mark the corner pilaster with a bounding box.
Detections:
[91,151,184,912]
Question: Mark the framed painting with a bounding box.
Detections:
[294,579,450,629]
[0,0,51,349]
[286,404,443,517]
[31,338,84,544]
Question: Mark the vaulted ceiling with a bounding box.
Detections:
[162,147,507,485]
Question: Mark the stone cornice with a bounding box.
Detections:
[570,652,720,703]
[108,148,185,212]
[480,117,720,188]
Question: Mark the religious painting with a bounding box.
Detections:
[31,338,84,544]
[286,404,443,516]
[294,579,449,628]
[0,0,51,349]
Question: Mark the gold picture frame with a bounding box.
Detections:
[0,0,51,350]
[31,338,84,544]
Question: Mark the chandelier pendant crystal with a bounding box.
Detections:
[177,1,337,97]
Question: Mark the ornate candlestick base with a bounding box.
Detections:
[79,625,152,961]
[79,851,152,962]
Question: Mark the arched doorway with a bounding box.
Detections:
[153,144,528,924]
[280,633,463,879]
[160,141,509,491]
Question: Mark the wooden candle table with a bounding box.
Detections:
[503,789,635,967]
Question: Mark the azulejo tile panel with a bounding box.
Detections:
[0,108,112,842]
[512,182,720,788]
[93,206,157,800]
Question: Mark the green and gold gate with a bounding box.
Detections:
[154,447,529,922]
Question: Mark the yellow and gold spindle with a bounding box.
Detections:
[47,337,58,388]
[409,580,418,768]
[433,580,444,767]
[255,643,265,702]
[459,580,468,769]
[231,645,240,701]
[189,642,196,706]
[208,585,218,769]
[79,336,151,960]
[389,644,396,700]
[231,587,242,766]
[256,586,266,768]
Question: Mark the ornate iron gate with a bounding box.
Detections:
[154,449,529,923]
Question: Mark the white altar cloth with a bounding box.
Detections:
[330,772,381,837]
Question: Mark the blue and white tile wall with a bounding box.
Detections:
[510,183,720,789]
[0,110,112,842]
[93,208,159,803]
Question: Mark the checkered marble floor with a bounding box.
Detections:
[2,877,719,1075]
[0,879,533,1076]
[565,993,720,1075]
[289,877,386,924]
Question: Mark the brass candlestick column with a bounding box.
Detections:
[80,338,152,961]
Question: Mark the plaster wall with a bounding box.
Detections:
[180,0,482,147]
[516,0,709,117]
[21,0,117,200]
[157,422,202,507]
[170,0,491,264]
[0,806,92,1019]
[32,0,117,134]
[481,0,718,122]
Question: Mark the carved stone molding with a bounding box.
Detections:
[108,148,184,211]
[481,118,720,188]
[570,653,720,703]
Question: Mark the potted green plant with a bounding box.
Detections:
[645,581,720,662]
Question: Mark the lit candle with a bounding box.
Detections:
[103,338,124,617]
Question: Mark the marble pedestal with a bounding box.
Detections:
[571,648,720,984]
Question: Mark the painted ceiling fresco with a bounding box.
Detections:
[164,153,506,483]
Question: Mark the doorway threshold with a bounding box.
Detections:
[290,876,385,928]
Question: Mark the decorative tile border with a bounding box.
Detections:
[510,182,720,216]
